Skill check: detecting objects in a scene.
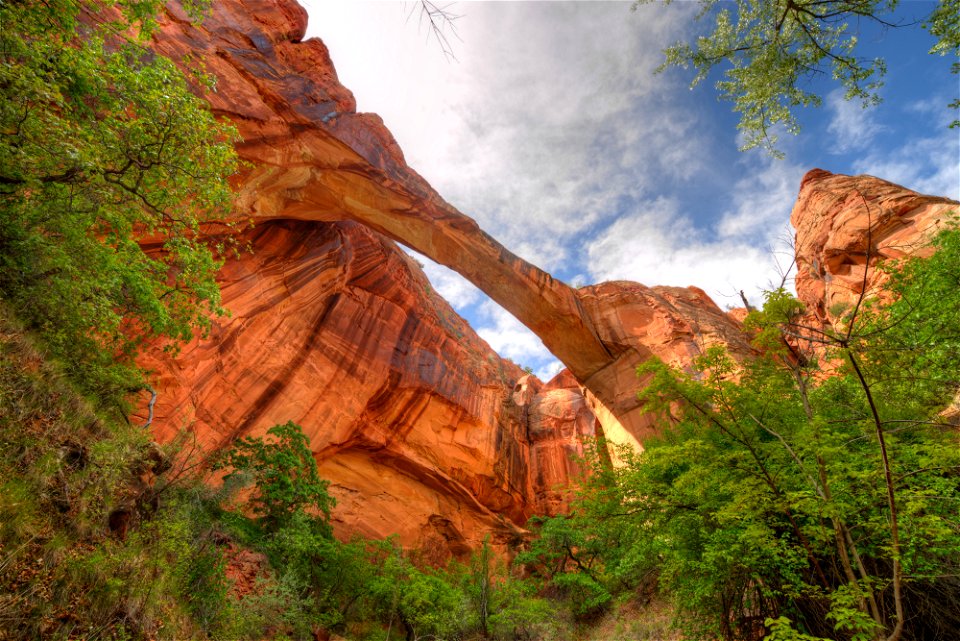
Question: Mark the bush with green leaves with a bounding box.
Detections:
[0,0,238,403]
[516,514,613,620]
[214,421,334,532]
[523,227,960,641]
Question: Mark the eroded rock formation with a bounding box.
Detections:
[135,0,751,551]
[151,0,613,382]
[137,1,959,554]
[140,220,543,556]
[792,169,959,328]
[148,0,751,442]
[574,282,755,446]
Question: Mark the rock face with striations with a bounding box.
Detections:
[147,0,750,437]
[140,219,544,556]
[136,0,750,553]
[137,1,958,554]
[792,169,959,330]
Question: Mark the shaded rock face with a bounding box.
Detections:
[792,169,959,329]
[140,219,541,556]
[512,373,600,516]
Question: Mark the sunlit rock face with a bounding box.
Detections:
[138,0,753,546]
[574,282,756,446]
[140,219,538,558]
[792,169,959,329]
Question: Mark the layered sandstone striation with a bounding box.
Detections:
[512,372,599,517]
[149,0,749,440]
[161,0,756,443]
[151,0,615,383]
[792,169,959,329]
[140,219,545,556]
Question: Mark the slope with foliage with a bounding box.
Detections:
[0,298,564,640]
[0,303,240,639]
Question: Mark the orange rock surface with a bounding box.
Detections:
[148,0,741,433]
[135,0,750,550]
[575,282,755,446]
[140,220,539,556]
[792,169,958,329]
[513,372,600,516]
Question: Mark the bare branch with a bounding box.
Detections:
[408,1,462,62]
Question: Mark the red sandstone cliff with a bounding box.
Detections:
[792,169,958,329]
[136,0,751,552]
[140,220,539,556]
[136,1,958,554]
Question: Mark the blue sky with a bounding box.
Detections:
[301,1,959,380]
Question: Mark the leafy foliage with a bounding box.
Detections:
[628,225,960,639]
[523,227,960,641]
[215,421,334,532]
[634,0,960,154]
[0,305,242,640]
[0,0,238,402]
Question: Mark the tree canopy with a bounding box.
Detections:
[0,0,238,401]
[635,0,960,156]
[523,222,960,640]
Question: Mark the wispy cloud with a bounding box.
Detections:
[309,2,702,272]
[474,299,554,370]
[586,203,786,308]
[303,1,957,372]
[717,159,806,242]
[826,88,886,154]
[410,251,483,309]
[587,157,804,306]
[851,130,960,200]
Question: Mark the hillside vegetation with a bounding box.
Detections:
[523,228,960,641]
[0,304,579,641]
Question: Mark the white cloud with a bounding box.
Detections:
[717,159,806,241]
[305,1,703,272]
[474,299,555,370]
[851,131,960,201]
[587,192,785,306]
[826,88,886,154]
[535,360,565,383]
[408,250,483,309]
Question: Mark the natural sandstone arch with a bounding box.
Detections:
[147,0,761,441]
[149,0,958,464]
[132,0,959,557]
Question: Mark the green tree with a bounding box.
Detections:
[624,229,960,641]
[635,0,960,155]
[0,0,238,402]
[215,421,334,532]
[532,225,960,641]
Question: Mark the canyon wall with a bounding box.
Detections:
[137,1,959,553]
[141,219,537,556]
[792,169,958,329]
